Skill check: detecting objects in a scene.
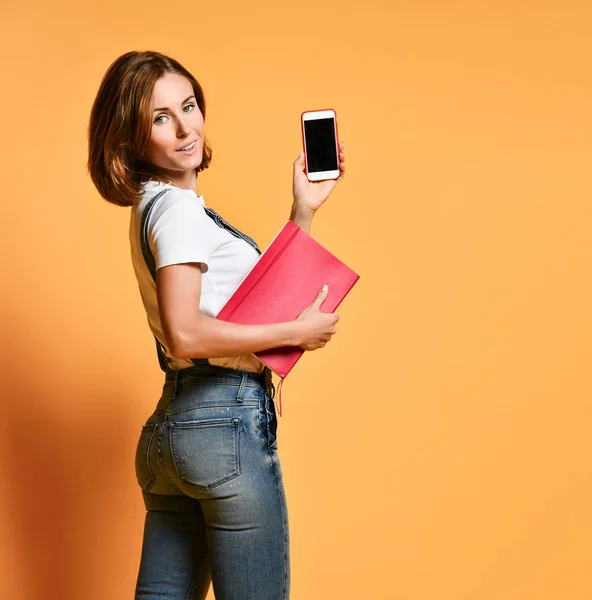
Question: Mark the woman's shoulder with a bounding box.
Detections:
[141,181,206,215]
[140,182,210,237]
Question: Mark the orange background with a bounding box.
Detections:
[1,1,591,598]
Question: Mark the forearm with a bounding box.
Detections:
[172,316,302,359]
[289,204,315,235]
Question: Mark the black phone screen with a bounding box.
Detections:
[304,118,338,172]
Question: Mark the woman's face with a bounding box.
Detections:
[145,72,205,177]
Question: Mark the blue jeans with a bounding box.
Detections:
[134,364,289,599]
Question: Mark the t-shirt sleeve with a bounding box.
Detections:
[147,192,212,273]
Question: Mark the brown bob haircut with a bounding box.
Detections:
[87,50,212,208]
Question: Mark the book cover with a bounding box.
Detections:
[216,221,360,379]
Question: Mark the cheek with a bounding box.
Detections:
[146,134,168,159]
[192,110,205,130]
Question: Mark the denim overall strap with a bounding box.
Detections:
[140,188,209,372]
[203,206,262,256]
[201,205,284,414]
[202,205,284,414]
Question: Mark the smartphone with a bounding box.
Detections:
[301,109,340,181]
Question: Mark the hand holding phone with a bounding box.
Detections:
[292,109,345,214]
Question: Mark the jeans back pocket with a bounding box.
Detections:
[135,423,159,492]
[169,418,241,490]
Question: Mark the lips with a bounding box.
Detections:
[176,140,197,151]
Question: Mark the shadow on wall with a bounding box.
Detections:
[0,305,154,600]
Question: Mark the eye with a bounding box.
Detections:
[153,104,195,125]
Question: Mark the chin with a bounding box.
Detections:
[168,155,203,170]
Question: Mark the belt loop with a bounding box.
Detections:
[237,372,247,403]
[171,369,180,401]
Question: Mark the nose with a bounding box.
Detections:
[175,112,193,133]
[177,120,191,136]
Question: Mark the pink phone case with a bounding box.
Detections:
[300,108,340,181]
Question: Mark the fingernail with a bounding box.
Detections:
[322,284,328,291]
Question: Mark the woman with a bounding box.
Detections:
[87,50,346,600]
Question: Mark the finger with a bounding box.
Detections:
[294,152,305,174]
[312,284,329,307]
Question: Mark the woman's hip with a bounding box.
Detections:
[135,364,280,499]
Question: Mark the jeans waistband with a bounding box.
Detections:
[164,363,275,396]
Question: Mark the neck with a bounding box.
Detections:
[165,170,198,195]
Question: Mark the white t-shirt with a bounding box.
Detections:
[129,180,265,373]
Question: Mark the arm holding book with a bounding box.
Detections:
[157,263,338,359]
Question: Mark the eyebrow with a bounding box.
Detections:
[153,95,196,112]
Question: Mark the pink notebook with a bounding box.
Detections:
[216,221,360,412]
